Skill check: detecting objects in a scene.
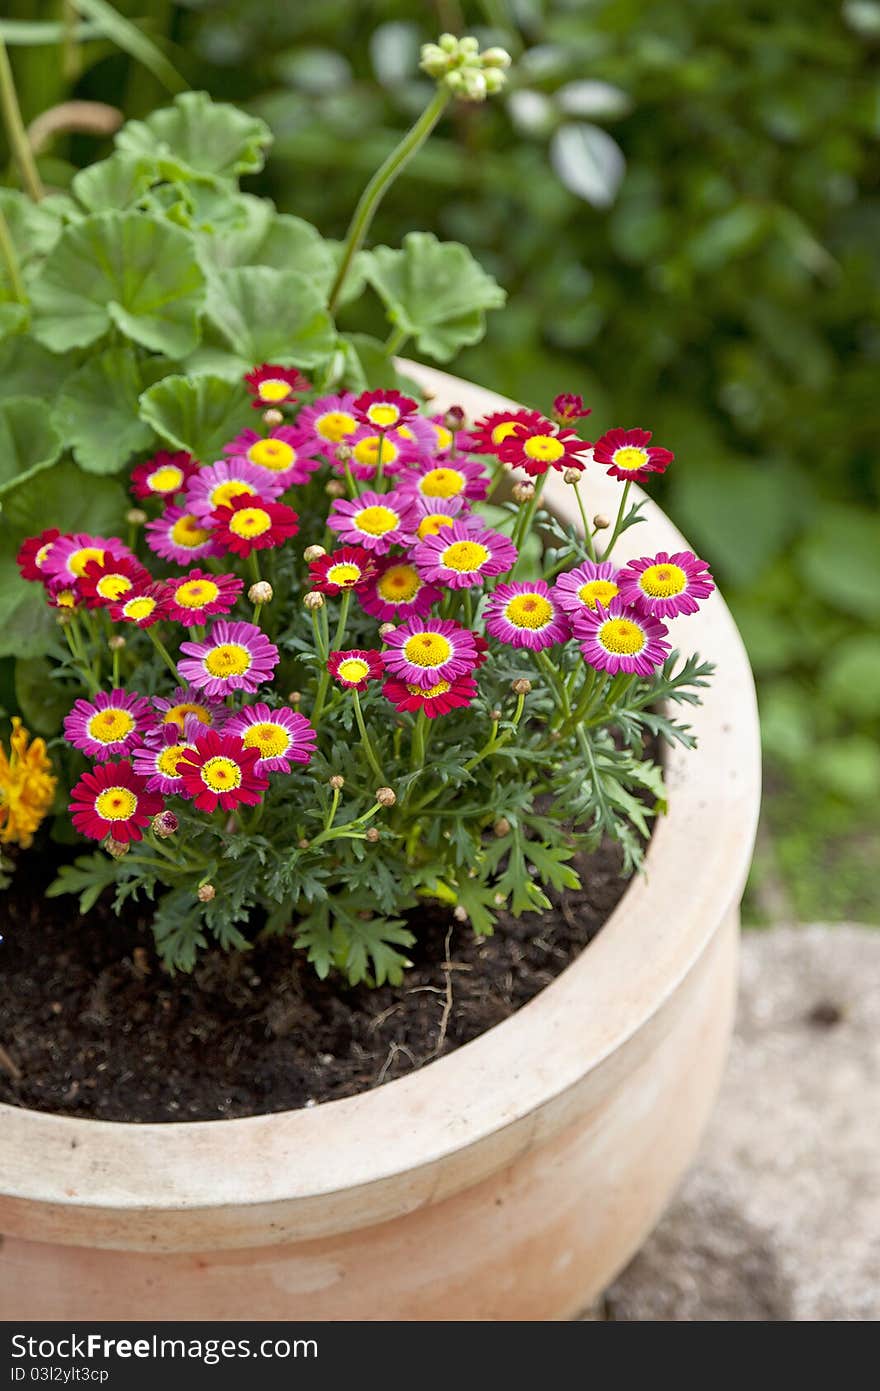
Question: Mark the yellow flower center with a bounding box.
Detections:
[337,657,370,684]
[242,723,289,758]
[148,465,184,493]
[174,578,221,609]
[577,579,619,611]
[639,563,687,598]
[417,514,455,539]
[612,446,649,473]
[163,702,211,729]
[491,420,521,445]
[432,424,453,450]
[366,403,401,428]
[86,708,135,743]
[95,786,137,821]
[440,539,490,573]
[204,643,251,677]
[35,542,53,569]
[211,479,255,509]
[402,632,452,667]
[326,562,362,588]
[316,411,357,443]
[352,436,399,469]
[229,507,272,539]
[377,564,421,603]
[56,589,77,608]
[354,505,399,537]
[157,743,188,777]
[398,426,416,441]
[598,618,646,655]
[200,756,243,791]
[69,546,105,578]
[123,596,156,621]
[419,468,465,499]
[258,379,291,403]
[523,434,565,463]
[170,515,212,549]
[407,679,451,698]
[248,439,295,471]
[505,593,553,629]
[95,574,133,602]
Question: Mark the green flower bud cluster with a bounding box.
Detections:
[420,34,512,102]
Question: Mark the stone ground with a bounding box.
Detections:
[583,924,880,1321]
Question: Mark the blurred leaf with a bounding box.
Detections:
[369,22,420,87]
[116,92,272,182]
[139,373,252,464]
[0,337,72,401]
[797,506,880,618]
[53,347,155,475]
[0,397,63,497]
[550,122,626,208]
[0,461,128,540]
[203,266,336,368]
[0,189,62,279]
[72,0,187,94]
[71,152,157,212]
[275,47,351,94]
[557,81,632,119]
[672,462,799,586]
[822,636,880,721]
[0,558,54,660]
[15,657,71,735]
[812,736,880,801]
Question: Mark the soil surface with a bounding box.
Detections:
[0,839,629,1123]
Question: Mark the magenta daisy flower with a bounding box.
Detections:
[296,392,360,454]
[574,597,670,677]
[211,496,299,557]
[327,649,384,692]
[327,489,418,555]
[552,393,591,425]
[133,719,201,795]
[44,533,132,584]
[553,560,621,619]
[308,546,378,595]
[78,552,151,608]
[615,550,715,619]
[352,388,419,431]
[382,618,479,691]
[178,729,269,812]
[496,420,586,477]
[395,413,441,456]
[46,579,81,611]
[410,494,468,542]
[178,620,279,698]
[396,456,489,503]
[147,687,226,742]
[359,558,441,623]
[342,426,419,480]
[186,458,283,520]
[70,760,163,844]
[145,507,222,565]
[164,569,244,626]
[383,673,477,720]
[130,451,199,503]
[223,426,321,489]
[422,413,471,457]
[592,428,674,483]
[108,584,170,628]
[224,703,317,773]
[244,363,310,408]
[16,528,61,583]
[412,520,517,589]
[64,688,155,762]
[484,581,570,651]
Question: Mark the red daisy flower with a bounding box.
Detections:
[108,583,171,628]
[592,428,674,483]
[382,673,477,719]
[244,364,311,408]
[496,421,586,477]
[130,451,199,503]
[308,545,378,595]
[70,760,163,844]
[352,388,419,432]
[16,528,61,583]
[472,633,490,668]
[78,552,152,609]
[164,569,244,626]
[552,393,592,425]
[211,495,299,557]
[178,729,269,812]
[327,649,384,692]
[465,409,546,456]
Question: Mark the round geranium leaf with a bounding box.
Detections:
[0,395,63,497]
[138,373,253,465]
[115,92,272,182]
[52,347,155,475]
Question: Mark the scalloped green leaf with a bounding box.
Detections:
[139,373,252,464]
[203,266,336,368]
[0,555,54,659]
[53,347,155,475]
[364,232,506,362]
[198,205,335,287]
[0,395,63,497]
[28,211,206,356]
[0,336,74,401]
[115,92,272,183]
[0,188,63,291]
[71,151,158,212]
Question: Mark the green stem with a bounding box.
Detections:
[248,551,261,587]
[147,627,180,681]
[535,648,571,723]
[572,480,596,561]
[0,205,25,303]
[384,325,409,357]
[410,708,428,772]
[601,480,632,561]
[509,473,547,579]
[327,86,451,313]
[0,38,44,201]
[352,689,383,781]
[332,589,352,652]
[324,784,341,832]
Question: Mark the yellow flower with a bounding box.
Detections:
[0,717,57,849]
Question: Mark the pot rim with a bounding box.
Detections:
[0,365,760,1233]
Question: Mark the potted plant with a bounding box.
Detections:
[0,35,760,1320]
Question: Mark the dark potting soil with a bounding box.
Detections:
[0,838,629,1123]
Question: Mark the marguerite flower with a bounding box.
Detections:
[615,550,715,619]
[552,393,591,425]
[423,413,470,457]
[44,533,132,584]
[147,687,226,740]
[553,559,620,618]
[244,363,310,408]
[225,703,317,773]
[327,489,418,555]
[64,688,154,762]
[396,457,489,503]
[327,649,384,692]
[382,673,477,720]
[308,545,378,595]
[410,494,468,541]
[574,597,670,676]
[223,426,321,489]
[46,580,81,611]
[466,408,545,455]
[70,760,163,843]
[78,553,151,608]
[164,569,244,626]
[130,451,198,503]
[108,584,170,628]
[592,428,674,483]
[381,618,479,690]
[411,520,517,589]
[0,717,56,848]
[496,420,585,476]
[353,388,419,431]
[186,458,283,520]
[296,392,360,453]
[16,529,60,583]
[342,426,416,480]
[484,580,569,650]
[145,508,222,564]
[133,719,201,795]
[211,495,299,558]
[178,729,269,812]
[359,559,441,623]
[178,619,279,698]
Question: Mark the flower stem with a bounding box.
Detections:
[0,204,25,303]
[333,589,352,651]
[352,689,383,780]
[571,480,596,561]
[601,480,632,561]
[327,86,451,313]
[384,325,409,357]
[0,38,44,202]
[509,473,547,578]
[147,627,180,681]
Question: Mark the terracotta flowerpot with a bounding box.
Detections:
[0,366,761,1321]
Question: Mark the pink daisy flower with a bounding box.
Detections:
[16,528,60,583]
[359,558,441,623]
[327,649,384,692]
[410,494,470,542]
[396,456,489,504]
[224,703,317,773]
[381,618,479,691]
[44,533,132,584]
[574,597,671,677]
[132,719,202,795]
[178,619,279,698]
[592,428,674,483]
[244,363,310,408]
[145,508,223,565]
[46,580,81,611]
[341,425,420,480]
[422,412,471,457]
[496,420,586,477]
[553,560,621,619]
[615,550,715,619]
[178,729,269,812]
[64,688,155,762]
[327,489,418,555]
[394,413,442,456]
[383,673,477,720]
[308,546,378,595]
[296,392,360,454]
[108,584,170,628]
[70,760,163,844]
[411,520,518,589]
[130,451,199,503]
[552,393,592,425]
[186,458,284,521]
[352,388,419,432]
[223,426,321,489]
[77,553,151,609]
[164,569,244,626]
[146,687,227,742]
[484,581,570,651]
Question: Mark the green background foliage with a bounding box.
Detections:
[2,0,878,923]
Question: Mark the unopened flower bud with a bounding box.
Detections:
[329,774,345,790]
[439,32,458,52]
[453,904,468,922]
[462,68,488,101]
[298,837,311,849]
[288,690,302,705]
[248,580,273,605]
[490,707,503,721]
[263,408,283,428]
[335,444,353,463]
[483,68,507,95]
[365,827,381,843]
[55,609,73,627]
[104,837,129,860]
[445,405,466,429]
[494,817,511,838]
[482,47,512,69]
[460,35,480,56]
[304,591,325,611]
[379,622,397,638]
[108,634,126,651]
[511,678,532,696]
[593,513,611,530]
[325,480,346,498]
[152,810,179,839]
[375,787,396,808]
[197,882,215,903]
[126,508,147,526]
[563,467,582,485]
[304,544,327,562]
[512,481,536,504]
